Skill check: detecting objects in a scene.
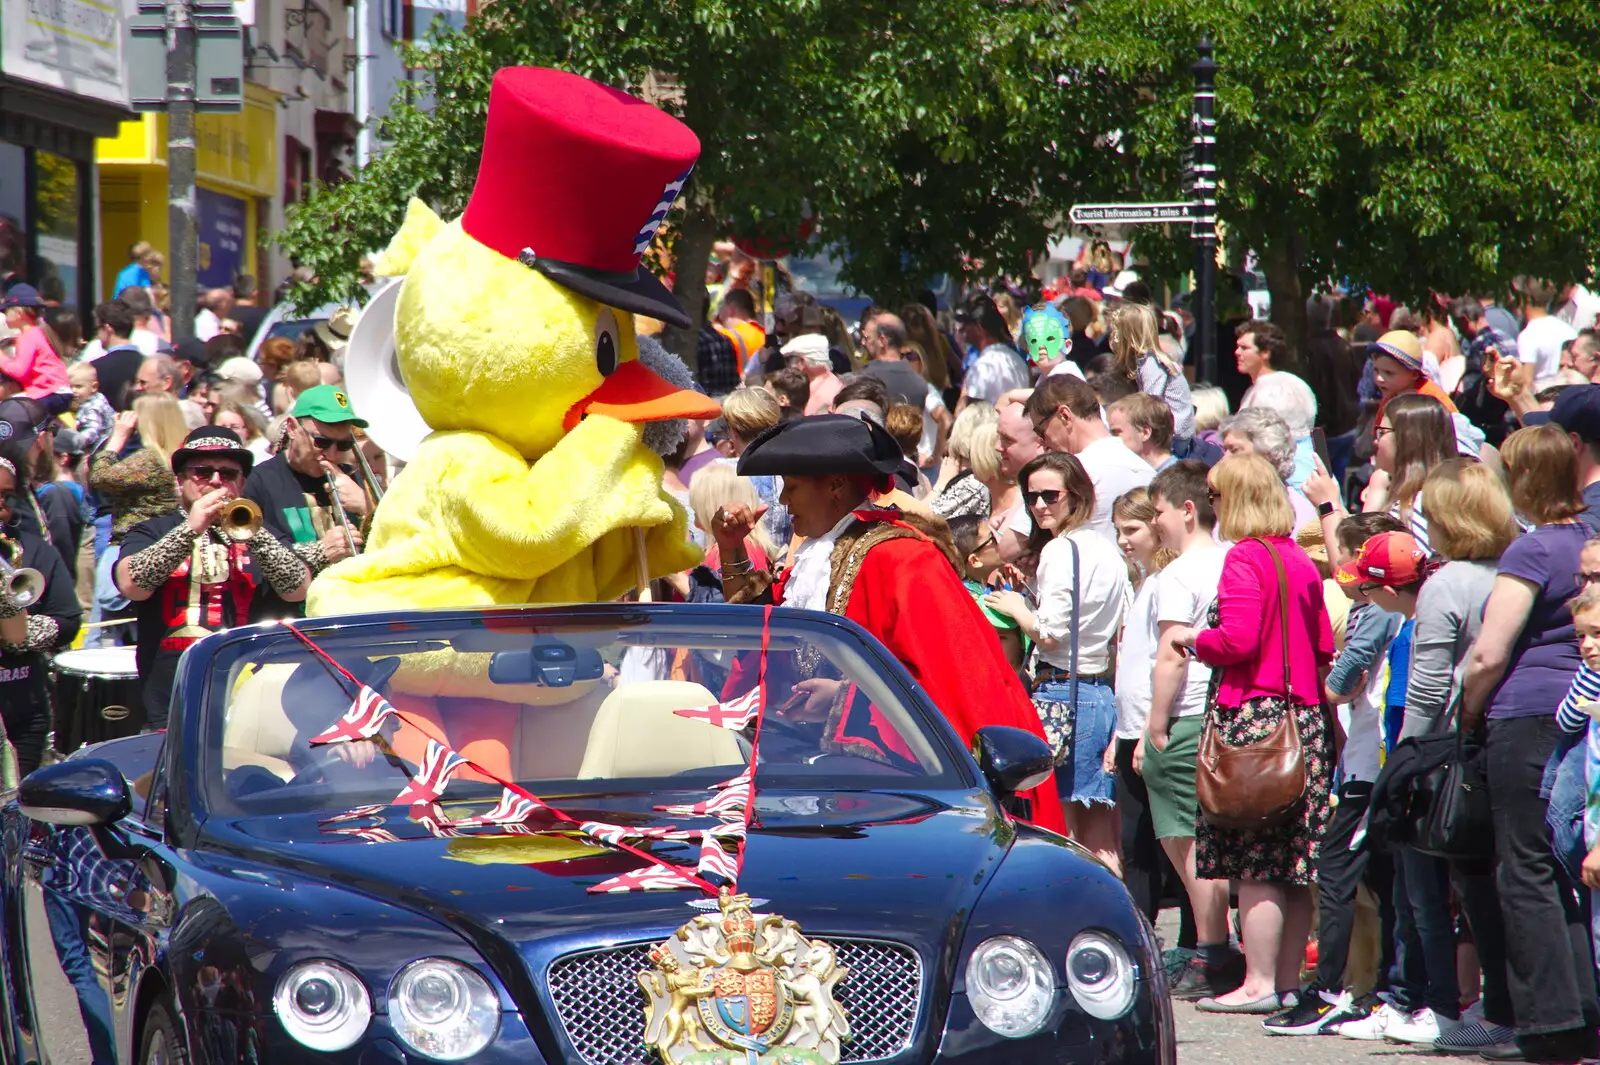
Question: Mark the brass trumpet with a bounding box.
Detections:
[0,534,44,609]
[218,498,263,542]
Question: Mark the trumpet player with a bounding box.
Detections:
[114,428,312,731]
[243,386,372,608]
[0,454,80,776]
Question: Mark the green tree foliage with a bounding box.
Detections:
[1066,0,1600,345]
[271,0,1090,342]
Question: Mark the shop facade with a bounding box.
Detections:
[96,83,279,299]
[0,0,134,311]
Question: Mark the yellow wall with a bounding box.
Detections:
[96,83,278,296]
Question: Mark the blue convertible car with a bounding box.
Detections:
[1,605,1174,1064]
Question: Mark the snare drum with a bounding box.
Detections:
[50,647,143,754]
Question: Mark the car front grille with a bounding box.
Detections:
[546,936,923,1065]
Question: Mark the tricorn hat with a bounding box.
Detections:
[459,67,701,327]
[737,414,905,479]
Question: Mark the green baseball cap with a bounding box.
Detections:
[292,384,369,428]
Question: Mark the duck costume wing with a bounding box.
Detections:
[307,67,720,616]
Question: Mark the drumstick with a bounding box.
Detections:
[77,618,136,631]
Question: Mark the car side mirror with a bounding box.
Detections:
[973,726,1056,799]
[19,759,131,826]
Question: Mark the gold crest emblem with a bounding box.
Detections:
[639,891,850,1065]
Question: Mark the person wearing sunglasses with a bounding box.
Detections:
[115,427,313,731]
[242,385,373,600]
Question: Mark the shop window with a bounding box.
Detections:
[32,150,77,309]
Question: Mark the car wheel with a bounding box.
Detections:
[139,1000,189,1065]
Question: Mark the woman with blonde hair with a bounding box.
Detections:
[717,387,791,550]
[211,397,271,464]
[1108,302,1196,439]
[899,302,954,391]
[688,462,775,574]
[932,403,1000,519]
[1169,452,1336,1013]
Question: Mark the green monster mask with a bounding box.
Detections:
[1021,305,1072,365]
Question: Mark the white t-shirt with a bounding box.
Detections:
[1559,285,1600,333]
[1154,544,1226,719]
[1075,435,1155,545]
[130,328,161,355]
[1046,360,1087,380]
[1517,315,1578,380]
[962,344,1030,406]
[1240,370,1318,437]
[1114,576,1160,737]
[1033,528,1131,674]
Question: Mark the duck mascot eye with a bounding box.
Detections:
[305,67,721,616]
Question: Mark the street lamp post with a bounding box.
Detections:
[1190,37,1219,386]
[166,0,197,343]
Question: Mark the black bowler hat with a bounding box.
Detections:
[1552,384,1600,444]
[737,414,905,479]
[170,426,255,477]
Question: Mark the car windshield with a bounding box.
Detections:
[199,611,960,817]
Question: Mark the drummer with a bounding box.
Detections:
[114,428,313,732]
[0,454,80,777]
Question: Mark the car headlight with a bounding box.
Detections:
[965,935,1057,1038]
[274,960,372,1051]
[1066,930,1136,1019]
[390,958,500,1060]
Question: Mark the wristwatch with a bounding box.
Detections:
[1318,500,1337,517]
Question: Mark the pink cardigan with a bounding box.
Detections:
[1193,536,1334,707]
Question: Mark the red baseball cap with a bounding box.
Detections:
[1335,531,1427,588]
[460,67,701,326]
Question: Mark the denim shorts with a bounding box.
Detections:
[1033,677,1116,807]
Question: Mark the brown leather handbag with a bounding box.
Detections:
[1195,538,1308,830]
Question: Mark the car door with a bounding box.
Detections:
[13,737,172,1065]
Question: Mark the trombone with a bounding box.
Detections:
[0,534,43,609]
[326,470,360,557]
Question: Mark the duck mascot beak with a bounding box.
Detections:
[564,359,722,431]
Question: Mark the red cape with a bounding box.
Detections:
[777,532,1066,835]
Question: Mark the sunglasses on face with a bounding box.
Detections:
[1373,425,1395,439]
[1207,487,1222,503]
[185,465,242,484]
[1023,489,1067,507]
[1579,571,1600,587]
[309,432,354,452]
[974,533,998,554]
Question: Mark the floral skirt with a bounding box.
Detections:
[1194,694,1334,885]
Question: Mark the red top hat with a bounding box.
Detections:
[460,67,701,327]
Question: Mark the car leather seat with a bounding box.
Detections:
[576,680,745,779]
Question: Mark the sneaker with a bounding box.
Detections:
[1318,992,1376,1034]
[1432,1001,1517,1052]
[1385,1007,1446,1045]
[1332,1002,1410,1040]
[1170,950,1244,1001]
[1162,947,1196,989]
[1263,989,1352,1036]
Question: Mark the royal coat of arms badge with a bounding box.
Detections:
[638,891,850,1065]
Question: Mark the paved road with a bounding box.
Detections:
[1158,911,1433,1064]
[1174,996,1430,1064]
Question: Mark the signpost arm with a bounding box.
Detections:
[1191,37,1219,385]
[166,0,197,343]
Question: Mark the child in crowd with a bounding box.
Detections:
[1111,487,1176,925]
[947,514,1026,672]
[67,362,114,451]
[1143,461,1241,998]
[1268,513,1406,1036]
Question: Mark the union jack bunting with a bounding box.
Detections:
[308,685,398,745]
[586,863,703,894]
[672,686,762,730]
[709,820,747,841]
[654,769,752,817]
[579,821,696,846]
[391,739,471,807]
[326,824,401,844]
[454,788,548,827]
[318,803,388,824]
[696,830,740,883]
[408,802,465,838]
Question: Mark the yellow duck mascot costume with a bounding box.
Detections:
[305,66,720,617]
